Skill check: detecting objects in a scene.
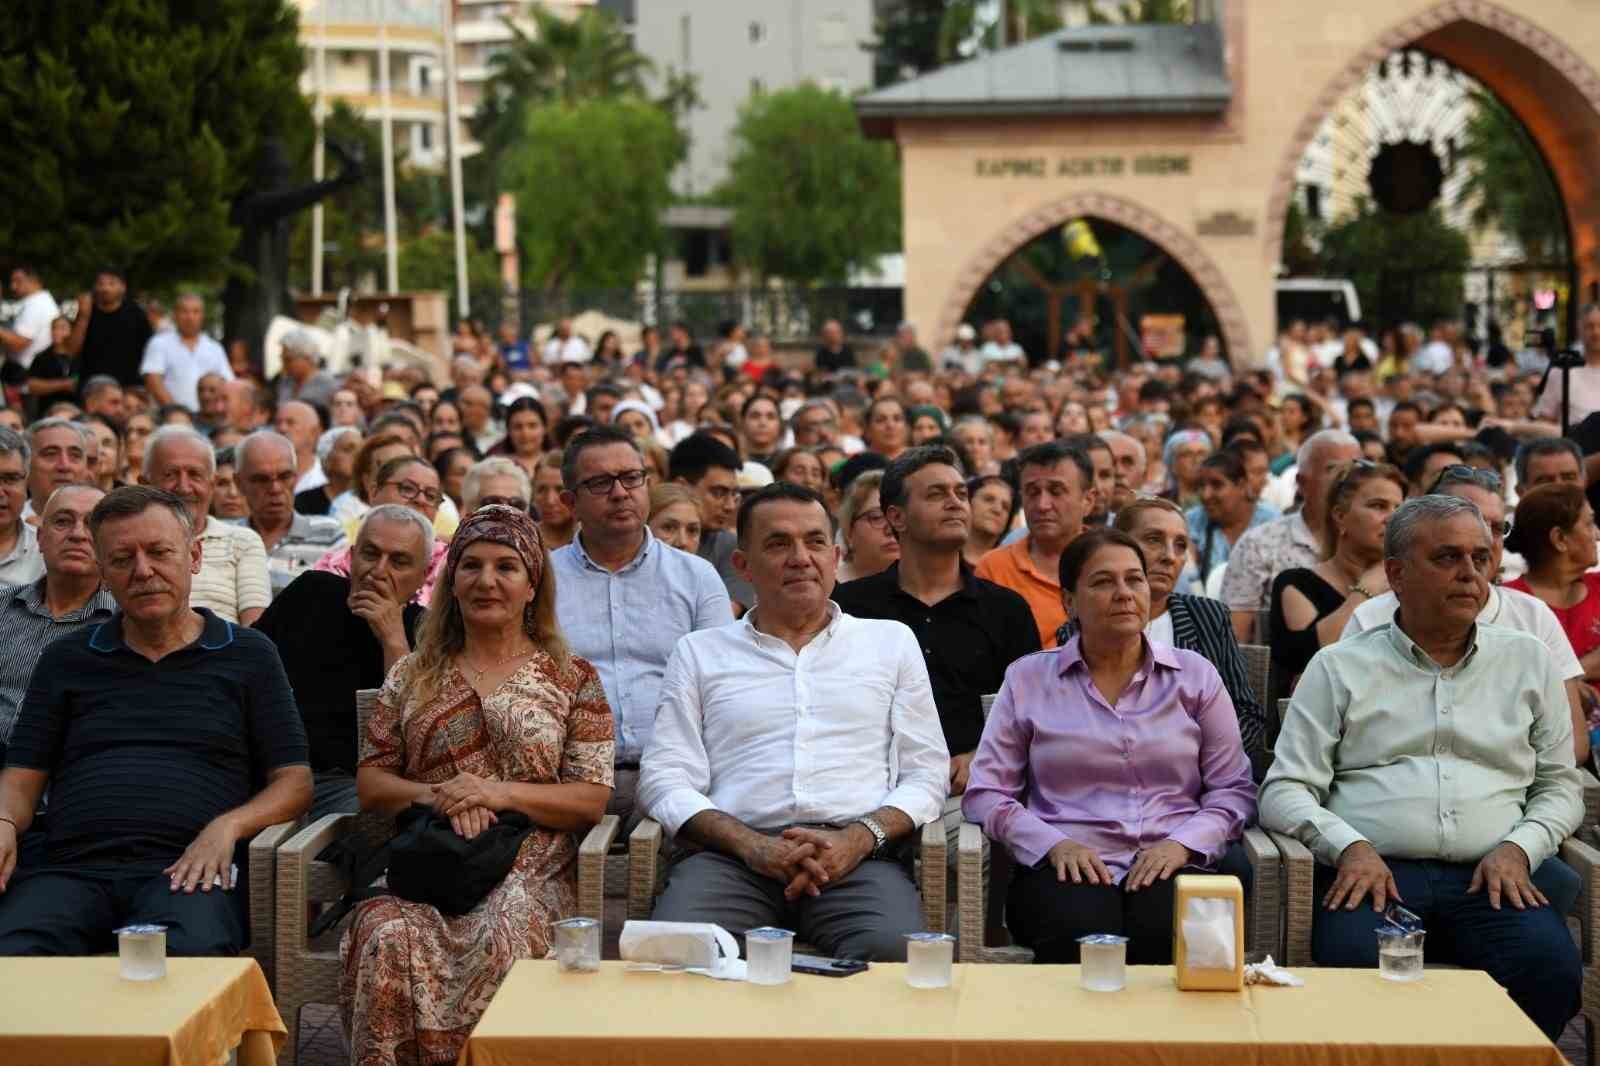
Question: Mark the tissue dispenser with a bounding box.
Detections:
[1172,873,1244,991]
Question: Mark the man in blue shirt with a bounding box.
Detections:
[550,428,731,824]
[0,486,311,956]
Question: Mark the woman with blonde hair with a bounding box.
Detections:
[647,482,704,554]
[342,505,613,1065]
[837,469,899,582]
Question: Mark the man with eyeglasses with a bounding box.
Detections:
[0,428,42,585]
[232,431,346,597]
[790,401,839,449]
[312,455,450,605]
[1342,464,1589,765]
[551,427,731,824]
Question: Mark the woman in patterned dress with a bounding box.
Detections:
[341,505,614,1065]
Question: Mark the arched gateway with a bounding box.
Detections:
[858,0,1600,366]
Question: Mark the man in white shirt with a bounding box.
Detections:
[274,401,326,495]
[0,428,42,586]
[0,266,61,388]
[542,318,591,366]
[638,483,950,960]
[139,293,233,410]
[1339,466,1590,763]
[1410,321,1457,377]
[980,318,1026,367]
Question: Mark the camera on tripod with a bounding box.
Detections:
[1527,325,1586,368]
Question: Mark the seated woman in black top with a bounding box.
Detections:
[1268,461,1405,705]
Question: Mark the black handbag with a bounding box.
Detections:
[311,803,535,935]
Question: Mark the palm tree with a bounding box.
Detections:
[1455,89,1568,262]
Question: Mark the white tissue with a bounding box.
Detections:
[1180,897,1237,971]
[619,921,744,979]
[1244,955,1304,987]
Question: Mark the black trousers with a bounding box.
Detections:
[1007,862,1210,964]
[0,865,246,957]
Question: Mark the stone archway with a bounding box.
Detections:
[936,191,1253,365]
[1263,0,1600,314]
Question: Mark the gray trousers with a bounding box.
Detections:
[650,848,923,962]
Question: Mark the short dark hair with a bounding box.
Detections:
[669,432,741,484]
[1402,442,1464,487]
[1347,396,1376,416]
[1200,448,1247,483]
[1391,400,1423,420]
[89,485,193,542]
[1058,432,1110,459]
[1058,527,1146,594]
[1220,414,1263,446]
[880,445,960,511]
[585,383,624,406]
[736,482,830,547]
[1016,440,1093,490]
[1514,436,1583,484]
[94,265,127,282]
[1224,435,1266,460]
[561,425,641,490]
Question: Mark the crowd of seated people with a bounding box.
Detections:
[0,291,1597,1059]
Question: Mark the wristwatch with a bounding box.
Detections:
[853,815,889,858]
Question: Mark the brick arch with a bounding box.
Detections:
[1263,0,1600,295]
[936,192,1253,364]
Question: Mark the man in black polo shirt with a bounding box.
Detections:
[814,319,856,373]
[255,504,430,818]
[0,486,311,955]
[833,446,1038,807]
[62,268,154,389]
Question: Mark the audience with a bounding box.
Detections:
[235,430,348,596]
[1262,494,1583,1041]
[551,428,731,824]
[295,426,361,517]
[639,484,949,960]
[341,505,611,1064]
[646,483,704,554]
[22,417,92,523]
[315,455,448,605]
[0,428,42,585]
[0,486,311,954]
[965,528,1255,963]
[670,433,752,610]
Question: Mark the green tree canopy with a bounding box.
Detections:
[1457,89,1568,263]
[0,0,307,290]
[1317,199,1471,326]
[720,84,902,286]
[503,97,681,292]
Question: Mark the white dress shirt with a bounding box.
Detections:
[139,330,233,410]
[638,603,950,837]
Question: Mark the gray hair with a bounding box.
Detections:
[0,425,29,469]
[89,484,194,543]
[1099,429,1146,471]
[25,416,94,457]
[462,457,532,513]
[1514,436,1583,485]
[1297,428,1359,470]
[237,429,297,473]
[1384,494,1489,560]
[790,399,837,430]
[356,502,435,555]
[280,328,320,358]
[81,375,122,404]
[144,424,216,477]
[951,414,993,439]
[316,426,362,465]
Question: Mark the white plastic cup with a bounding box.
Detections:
[116,924,168,981]
[904,932,955,988]
[1376,926,1425,982]
[553,917,600,973]
[1077,933,1128,992]
[745,927,795,985]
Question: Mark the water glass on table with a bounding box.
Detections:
[1077,934,1128,992]
[745,927,795,985]
[904,932,955,988]
[116,924,168,981]
[1376,902,1425,982]
[553,917,600,973]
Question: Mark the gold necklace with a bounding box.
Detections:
[462,646,535,682]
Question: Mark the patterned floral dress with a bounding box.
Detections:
[340,650,614,1065]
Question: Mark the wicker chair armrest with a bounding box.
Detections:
[918,818,947,934]
[955,822,988,963]
[275,814,360,957]
[576,815,621,922]
[628,818,664,921]
[1265,830,1315,967]
[1239,826,1282,961]
[247,819,300,987]
[1562,832,1600,966]
[1579,769,1600,830]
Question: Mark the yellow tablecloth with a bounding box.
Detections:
[0,957,286,1066]
[459,961,1564,1066]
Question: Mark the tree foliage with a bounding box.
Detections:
[399,229,499,297]
[1317,199,1471,325]
[503,97,681,292]
[1456,89,1568,262]
[1087,0,1194,23]
[720,85,902,286]
[0,0,307,290]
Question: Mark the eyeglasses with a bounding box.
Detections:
[852,508,887,530]
[385,479,444,506]
[577,469,648,496]
[478,495,529,513]
[1427,463,1503,494]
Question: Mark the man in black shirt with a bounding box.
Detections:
[814,319,856,373]
[0,486,311,955]
[833,446,1039,798]
[255,504,429,818]
[62,268,154,389]
[655,321,706,373]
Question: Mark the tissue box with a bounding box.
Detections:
[1173,874,1244,991]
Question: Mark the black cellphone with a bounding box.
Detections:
[791,953,868,978]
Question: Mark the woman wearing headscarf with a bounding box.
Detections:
[341,506,614,1065]
[1162,427,1213,509]
[610,399,665,447]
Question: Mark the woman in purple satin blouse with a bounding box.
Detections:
[962,528,1256,964]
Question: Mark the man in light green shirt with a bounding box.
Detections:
[1261,494,1583,1041]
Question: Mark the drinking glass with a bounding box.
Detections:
[1077,934,1128,992]
[553,917,600,973]
[904,932,955,988]
[1376,926,1425,982]
[745,927,795,985]
[116,924,168,981]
